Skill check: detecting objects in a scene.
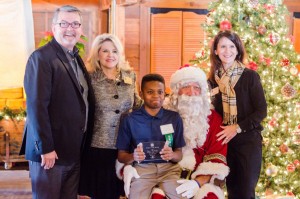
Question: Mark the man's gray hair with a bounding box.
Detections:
[52,5,82,24]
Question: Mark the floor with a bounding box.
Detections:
[0,164,32,199]
[0,162,125,199]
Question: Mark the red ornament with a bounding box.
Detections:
[248,61,258,71]
[268,118,278,128]
[281,58,290,67]
[294,159,300,167]
[287,192,295,197]
[265,188,273,196]
[220,20,232,31]
[279,144,289,154]
[258,25,267,35]
[264,4,275,14]
[286,163,296,172]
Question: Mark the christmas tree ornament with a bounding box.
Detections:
[273,112,281,119]
[281,58,290,67]
[264,57,271,66]
[296,103,300,115]
[289,67,298,76]
[264,4,275,14]
[269,32,280,45]
[265,164,278,177]
[273,0,282,6]
[195,48,206,59]
[286,163,296,172]
[268,118,278,128]
[281,83,296,99]
[248,61,258,71]
[249,0,259,8]
[289,35,295,44]
[279,144,289,154]
[220,20,232,31]
[263,138,270,146]
[205,13,214,25]
[293,159,300,167]
[243,16,251,25]
[258,25,267,35]
[286,192,295,197]
[265,188,274,196]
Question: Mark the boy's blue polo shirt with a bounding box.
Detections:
[116,106,185,154]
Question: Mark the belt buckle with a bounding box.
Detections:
[180,168,192,179]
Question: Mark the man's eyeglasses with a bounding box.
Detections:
[56,21,81,29]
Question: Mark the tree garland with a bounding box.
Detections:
[0,107,26,121]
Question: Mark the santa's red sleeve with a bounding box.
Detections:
[192,110,229,199]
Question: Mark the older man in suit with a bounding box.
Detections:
[20,5,94,199]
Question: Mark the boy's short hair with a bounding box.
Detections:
[141,73,165,91]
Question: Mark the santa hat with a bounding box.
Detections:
[170,65,207,92]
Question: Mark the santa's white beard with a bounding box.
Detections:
[177,95,211,148]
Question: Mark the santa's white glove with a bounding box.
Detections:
[176,179,200,198]
[124,165,140,197]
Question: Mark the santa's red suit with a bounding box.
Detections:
[178,110,228,199]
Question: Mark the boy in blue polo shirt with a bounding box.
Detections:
[116,74,185,199]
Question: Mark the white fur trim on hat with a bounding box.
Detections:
[194,183,225,199]
[170,66,207,91]
[191,162,229,180]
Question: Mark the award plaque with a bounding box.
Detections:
[141,141,166,163]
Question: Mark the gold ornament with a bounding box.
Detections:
[265,164,278,177]
[290,67,298,76]
[281,83,296,99]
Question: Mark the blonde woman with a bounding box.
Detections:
[79,34,142,199]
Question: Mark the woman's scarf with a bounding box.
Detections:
[215,61,245,125]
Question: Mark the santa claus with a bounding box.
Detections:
[117,66,229,199]
[167,65,229,199]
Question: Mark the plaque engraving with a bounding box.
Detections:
[141,141,166,163]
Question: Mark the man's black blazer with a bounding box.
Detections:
[20,38,95,165]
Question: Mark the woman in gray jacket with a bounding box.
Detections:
[79,33,142,199]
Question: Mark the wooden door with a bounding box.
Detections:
[151,11,182,89]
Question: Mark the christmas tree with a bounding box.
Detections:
[191,0,300,198]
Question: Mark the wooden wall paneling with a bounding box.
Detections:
[293,17,300,72]
[182,12,206,65]
[150,11,183,89]
[139,5,151,86]
[33,12,51,48]
[294,18,300,53]
[125,18,140,70]
[116,6,126,46]
[100,10,109,34]
[141,0,209,9]
[32,0,99,6]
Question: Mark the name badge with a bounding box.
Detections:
[124,76,132,85]
[160,124,174,135]
[211,87,219,96]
